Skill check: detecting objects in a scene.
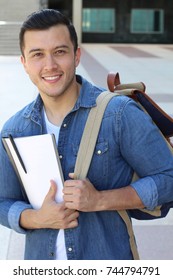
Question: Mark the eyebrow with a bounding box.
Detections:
[28,45,70,54]
[29,48,42,54]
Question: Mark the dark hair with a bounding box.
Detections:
[19,9,78,55]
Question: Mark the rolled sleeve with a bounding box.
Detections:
[119,98,173,209]
[8,201,32,234]
[131,176,158,210]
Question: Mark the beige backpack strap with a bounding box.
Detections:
[74,91,118,180]
[74,90,134,179]
[118,210,140,260]
[74,90,139,260]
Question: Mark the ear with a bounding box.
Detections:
[75,47,81,67]
[20,55,28,74]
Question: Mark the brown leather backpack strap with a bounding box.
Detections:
[107,72,120,92]
[107,72,146,93]
[107,72,173,138]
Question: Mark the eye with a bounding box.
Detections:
[55,49,66,55]
[33,52,43,57]
[29,52,44,59]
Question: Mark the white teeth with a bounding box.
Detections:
[44,76,59,81]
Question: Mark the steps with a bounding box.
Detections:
[0,23,21,55]
[0,0,41,55]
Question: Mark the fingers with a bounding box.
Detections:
[63,177,99,212]
[44,180,57,202]
[50,179,57,192]
[66,209,79,228]
[36,179,80,230]
[68,173,75,179]
[56,207,79,229]
[66,219,78,229]
[66,208,79,220]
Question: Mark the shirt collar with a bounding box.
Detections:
[23,75,105,119]
[73,75,105,110]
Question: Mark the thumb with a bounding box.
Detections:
[45,180,57,202]
[69,173,76,179]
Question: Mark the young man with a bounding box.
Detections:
[0,9,173,260]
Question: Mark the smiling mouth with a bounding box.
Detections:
[43,75,60,81]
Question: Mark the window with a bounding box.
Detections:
[131,9,164,33]
[82,8,115,33]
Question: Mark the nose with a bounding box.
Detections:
[44,54,58,71]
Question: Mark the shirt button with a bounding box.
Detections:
[68,247,73,252]
[59,155,63,159]
[97,150,102,155]
[63,123,67,128]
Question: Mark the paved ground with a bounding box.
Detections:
[0,44,173,260]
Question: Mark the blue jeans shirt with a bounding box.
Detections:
[1,75,173,260]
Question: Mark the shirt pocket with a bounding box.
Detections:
[72,140,109,190]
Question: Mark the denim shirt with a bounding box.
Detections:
[1,75,173,260]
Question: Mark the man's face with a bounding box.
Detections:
[21,24,80,100]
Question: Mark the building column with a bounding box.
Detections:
[39,0,48,9]
[72,0,83,44]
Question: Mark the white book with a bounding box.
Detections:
[2,134,64,209]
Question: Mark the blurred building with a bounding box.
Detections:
[0,0,40,55]
[0,0,173,55]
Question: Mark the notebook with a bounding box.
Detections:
[2,134,64,209]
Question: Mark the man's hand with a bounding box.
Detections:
[63,173,100,212]
[20,180,79,230]
[63,174,144,212]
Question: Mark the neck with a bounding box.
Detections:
[43,83,80,126]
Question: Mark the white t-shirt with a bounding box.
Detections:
[43,109,67,260]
